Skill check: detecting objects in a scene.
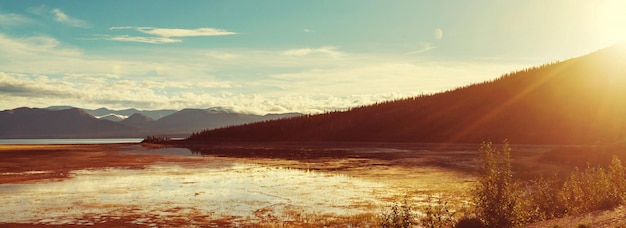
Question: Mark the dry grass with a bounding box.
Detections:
[527,205,626,228]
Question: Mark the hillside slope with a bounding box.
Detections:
[153,109,302,135]
[188,45,626,144]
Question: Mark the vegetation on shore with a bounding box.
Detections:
[379,141,626,227]
[141,136,172,143]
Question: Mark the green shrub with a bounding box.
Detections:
[421,195,458,228]
[520,175,566,223]
[560,164,616,213]
[473,141,626,226]
[379,198,416,228]
[473,141,522,227]
[608,155,626,205]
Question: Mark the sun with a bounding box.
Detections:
[596,0,626,43]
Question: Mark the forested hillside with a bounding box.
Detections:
[187,45,626,144]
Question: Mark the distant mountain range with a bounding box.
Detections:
[0,107,300,138]
[47,106,178,120]
[187,45,626,145]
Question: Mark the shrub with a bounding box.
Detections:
[608,155,626,205]
[560,165,615,213]
[421,195,458,228]
[473,141,522,227]
[473,141,626,226]
[379,198,416,228]
[520,175,566,222]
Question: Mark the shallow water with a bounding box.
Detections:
[0,138,144,145]
[0,158,396,225]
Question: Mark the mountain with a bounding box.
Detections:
[84,108,177,120]
[0,107,301,138]
[0,108,138,138]
[187,45,626,145]
[45,106,177,121]
[97,113,128,122]
[147,108,301,135]
[120,113,154,127]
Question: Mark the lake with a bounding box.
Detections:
[0,142,476,226]
[0,138,144,145]
[0,159,396,226]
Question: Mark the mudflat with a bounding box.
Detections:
[0,144,191,184]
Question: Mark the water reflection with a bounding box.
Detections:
[129,144,358,160]
[0,160,394,225]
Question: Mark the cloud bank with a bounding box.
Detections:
[0,33,532,114]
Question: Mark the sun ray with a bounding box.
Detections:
[596,0,626,43]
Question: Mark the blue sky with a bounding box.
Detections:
[1,0,624,113]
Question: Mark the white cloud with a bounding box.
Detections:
[0,33,539,114]
[0,13,32,26]
[0,71,370,114]
[281,46,344,58]
[0,72,243,111]
[105,35,182,44]
[30,6,89,28]
[304,29,314,33]
[110,26,237,37]
[204,51,239,60]
[0,34,81,61]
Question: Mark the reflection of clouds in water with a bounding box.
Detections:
[0,162,396,225]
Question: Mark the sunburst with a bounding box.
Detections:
[596,0,626,43]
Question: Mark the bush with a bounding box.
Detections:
[560,165,615,213]
[379,198,416,228]
[608,155,626,205]
[519,174,566,223]
[421,195,458,228]
[380,195,466,228]
[473,141,522,227]
[473,141,626,226]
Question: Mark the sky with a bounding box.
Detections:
[1,0,625,114]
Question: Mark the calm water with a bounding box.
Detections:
[0,160,395,225]
[0,138,144,145]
